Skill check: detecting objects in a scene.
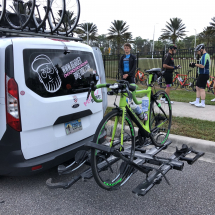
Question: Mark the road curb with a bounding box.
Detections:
[167,134,215,163]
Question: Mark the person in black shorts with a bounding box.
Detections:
[119,43,137,84]
[189,44,210,108]
[161,44,181,104]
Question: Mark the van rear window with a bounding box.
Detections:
[23,49,98,97]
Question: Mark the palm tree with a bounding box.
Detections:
[107,20,132,54]
[58,10,77,32]
[198,27,215,46]
[210,16,215,29]
[160,18,186,44]
[74,22,98,44]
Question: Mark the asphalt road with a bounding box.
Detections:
[0,152,215,215]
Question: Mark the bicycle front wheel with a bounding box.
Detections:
[5,0,35,30]
[184,77,196,92]
[149,91,172,147]
[172,78,180,90]
[91,109,135,190]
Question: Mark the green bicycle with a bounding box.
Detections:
[87,68,172,190]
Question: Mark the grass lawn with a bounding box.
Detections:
[106,78,215,106]
[105,107,215,142]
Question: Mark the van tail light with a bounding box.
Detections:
[5,75,22,132]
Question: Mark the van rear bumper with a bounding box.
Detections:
[0,135,93,176]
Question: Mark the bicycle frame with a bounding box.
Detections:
[173,74,188,86]
[91,74,171,149]
[207,76,215,88]
[135,69,145,82]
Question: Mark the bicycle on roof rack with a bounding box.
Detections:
[46,68,204,196]
[0,0,80,37]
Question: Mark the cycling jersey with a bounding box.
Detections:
[123,54,130,72]
[163,52,174,73]
[198,53,210,74]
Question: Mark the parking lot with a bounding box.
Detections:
[1,151,215,215]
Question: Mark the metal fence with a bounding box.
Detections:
[103,47,215,79]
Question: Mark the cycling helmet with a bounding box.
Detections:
[194,44,205,52]
[169,44,177,50]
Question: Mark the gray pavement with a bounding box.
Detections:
[1,153,215,215]
[108,95,215,121]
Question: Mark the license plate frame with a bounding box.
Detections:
[64,119,82,135]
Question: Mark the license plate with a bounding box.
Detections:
[65,119,82,135]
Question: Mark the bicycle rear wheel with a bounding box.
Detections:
[159,76,166,88]
[149,91,172,147]
[91,109,135,190]
[141,74,148,86]
[5,0,35,30]
[135,75,139,84]
[184,77,196,92]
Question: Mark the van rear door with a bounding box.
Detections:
[12,38,103,159]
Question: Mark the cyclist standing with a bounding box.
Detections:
[161,44,181,104]
[119,43,137,84]
[189,44,210,107]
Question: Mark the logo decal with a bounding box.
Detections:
[73,96,78,103]
[72,104,80,108]
[84,90,101,106]
[31,54,62,93]
[20,91,25,95]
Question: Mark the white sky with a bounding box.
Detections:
[79,0,215,41]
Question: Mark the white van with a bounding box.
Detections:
[0,37,107,176]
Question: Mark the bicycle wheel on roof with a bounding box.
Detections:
[0,0,6,23]
[32,0,49,31]
[5,0,35,30]
[57,0,80,35]
[45,0,65,33]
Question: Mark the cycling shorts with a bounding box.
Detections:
[164,72,173,85]
[196,74,209,89]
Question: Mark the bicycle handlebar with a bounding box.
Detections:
[87,81,144,105]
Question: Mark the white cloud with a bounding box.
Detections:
[78,0,215,40]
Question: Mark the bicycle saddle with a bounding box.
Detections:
[145,68,161,74]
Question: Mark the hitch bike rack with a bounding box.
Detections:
[46,138,204,196]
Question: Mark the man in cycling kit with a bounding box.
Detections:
[161,44,181,104]
[119,43,137,84]
[189,44,210,108]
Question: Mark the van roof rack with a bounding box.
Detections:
[0,27,83,42]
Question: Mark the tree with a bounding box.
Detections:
[154,40,163,51]
[58,10,77,32]
[74,22,98,44]
[198,26,215,47]
[107,20,132,54]
[176,40,185,49]
[209,16,215,29]
[92,34,109,54]
[183,36,195,49]
[160,18,186,44]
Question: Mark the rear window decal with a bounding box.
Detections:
[23,49,98,98]
[62,57,90,79]
[31,54,62,93]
